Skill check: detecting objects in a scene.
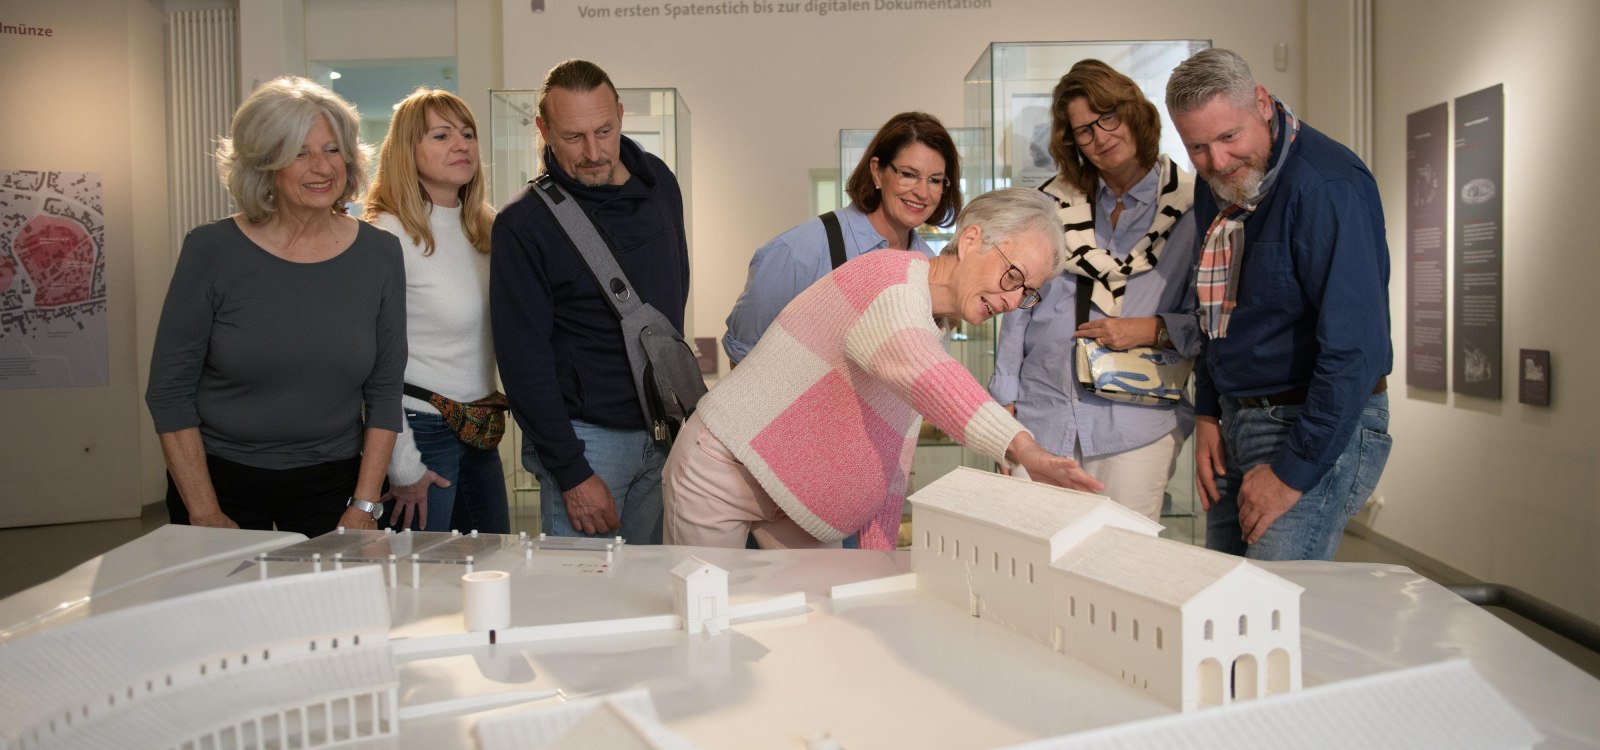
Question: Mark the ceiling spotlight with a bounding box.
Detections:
[329,71,342,80]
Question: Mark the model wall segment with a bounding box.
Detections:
[907,468,1303,713]
[475,689,704,750]
[994,660,1540,750]
[0,567,396,750]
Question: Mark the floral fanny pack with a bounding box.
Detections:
[403,384,509,450]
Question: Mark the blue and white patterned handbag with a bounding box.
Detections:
[1074,337,1193,406]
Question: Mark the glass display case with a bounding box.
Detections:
[837,126,989,252]
[963,41,1210,538]
[963,40,1208,191]
[488,87,691,208]
[486,88,692,529]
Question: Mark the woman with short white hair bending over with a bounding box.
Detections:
[664,188,1103,551]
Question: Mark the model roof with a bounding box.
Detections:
[670,556,724,579]
[1051,527,1301,606]
[908,467,1154,541]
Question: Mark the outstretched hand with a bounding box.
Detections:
[1006,432,1104,493]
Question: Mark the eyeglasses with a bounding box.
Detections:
[886,162,951,192]
[992,243,1042,309]
[1070,109,1123,146]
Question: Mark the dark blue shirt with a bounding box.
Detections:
[1191,118,1392,492]
[490,136,690,491]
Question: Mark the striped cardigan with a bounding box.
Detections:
[698,251,1028,550]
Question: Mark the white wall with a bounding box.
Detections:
[498,0,1306,368]
[0,0,170,526]
[1365,0,1600,622]
[19,0,1592,631]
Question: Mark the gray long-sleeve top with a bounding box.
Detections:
[145,217,407,470]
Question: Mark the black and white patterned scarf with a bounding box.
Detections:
[1039,154,1194,317]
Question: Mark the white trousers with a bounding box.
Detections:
[1015,428,1182,522]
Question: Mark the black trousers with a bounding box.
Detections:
[165,454,360,538]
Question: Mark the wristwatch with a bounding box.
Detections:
[346,496,384,522]
[1153,317,1171,348]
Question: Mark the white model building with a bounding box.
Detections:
[908,467,1304,713]
[0,566,396,750]
[671,556,730,635]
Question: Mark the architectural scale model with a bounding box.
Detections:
[671,557,731,635]
[0,566,396,750]
[0,499,1551,750]
[908,467,1303,713]
[475,688,703,750]
[995,659,1539,750]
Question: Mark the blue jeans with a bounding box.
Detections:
[402,411,510,533]
[522,420,666,544]
[1206,393,1392,561]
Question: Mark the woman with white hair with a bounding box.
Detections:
[145,76,406,535]
[664,188,1103,551]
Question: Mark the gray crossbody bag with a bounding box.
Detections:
[530,174,707,446]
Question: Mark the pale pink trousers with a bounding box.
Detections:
[662,413,840,550]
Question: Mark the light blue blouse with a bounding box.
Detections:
[989,163,1200,459]
[722,202,935,364]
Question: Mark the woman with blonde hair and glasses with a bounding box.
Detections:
[146,76,405,534]
[990,58,1200,522]
[365,88,509,533]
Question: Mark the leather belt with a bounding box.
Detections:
[1235,376,1387,409]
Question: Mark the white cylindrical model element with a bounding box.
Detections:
[462,570,512,632]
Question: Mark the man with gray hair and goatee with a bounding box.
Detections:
[1165,48,1393,561]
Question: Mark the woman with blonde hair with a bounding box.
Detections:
[146,76,405,534]
[365,88,508,532]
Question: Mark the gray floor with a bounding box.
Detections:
[2,503,1595,680]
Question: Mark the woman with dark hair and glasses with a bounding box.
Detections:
[664,189,1103,551]
[722,111,962,366]
[989,58,1201,522]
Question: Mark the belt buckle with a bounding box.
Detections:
[1238,395,1271,409]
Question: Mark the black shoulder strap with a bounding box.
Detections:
[1075,188,1099,327]
[403,383,441,403]
[820,210,847,269]
[531,174,641,321]
[1076,275,1093,327]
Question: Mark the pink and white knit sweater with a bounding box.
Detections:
[698,251,1028,550]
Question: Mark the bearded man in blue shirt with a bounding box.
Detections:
[1166,48,1393,561]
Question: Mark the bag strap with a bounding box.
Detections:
[530,174,643,322]
[1076,275,1093,327]
[403,383,443,403]
[820,210,847,270]
[1074,189,1101,327]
